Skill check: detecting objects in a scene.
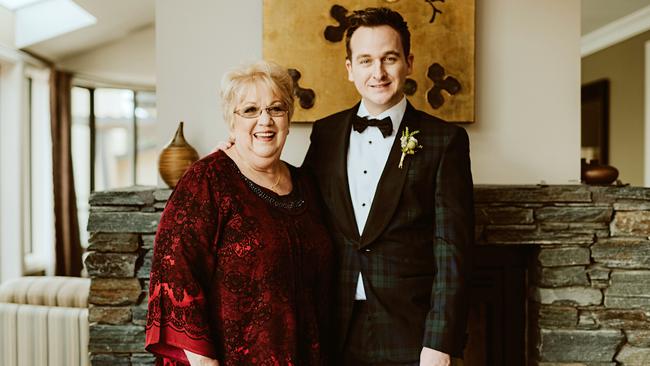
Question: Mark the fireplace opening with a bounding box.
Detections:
[465,246,531,366]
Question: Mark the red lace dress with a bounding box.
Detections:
[145,151,333,366]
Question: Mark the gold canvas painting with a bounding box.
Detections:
[263,0,475,123]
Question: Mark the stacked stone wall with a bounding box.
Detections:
[86,187,170,366]
[476,185,650,366]
[86,185,650,365]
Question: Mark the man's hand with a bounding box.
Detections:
[211,139,234,154]
[184,349,219,366]
[420,347,451,366]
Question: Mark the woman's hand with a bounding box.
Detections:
[184,349,220,366]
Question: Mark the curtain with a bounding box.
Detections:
[50,69,82,276]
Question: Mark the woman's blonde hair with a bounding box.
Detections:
[220,60,295,128]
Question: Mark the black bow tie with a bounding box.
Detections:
[352,115,393,137]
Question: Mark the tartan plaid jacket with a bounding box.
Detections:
[303,101,474,362]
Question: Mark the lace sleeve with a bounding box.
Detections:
[145,161,222,363]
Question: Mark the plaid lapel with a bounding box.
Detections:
[330,104,361,243]
[360,102,421,248]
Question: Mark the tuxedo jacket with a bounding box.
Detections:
[303,101,474,362]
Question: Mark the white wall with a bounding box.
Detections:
[59,25,155,87]
[0,6,14,48]
[155,0,265,163]
[468,0,581,184]
[156,0,581,184]
[582,30,649,186]
[646,41,650,187]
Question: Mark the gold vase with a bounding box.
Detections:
[158,121,199,188]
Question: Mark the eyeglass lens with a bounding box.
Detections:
[236,105,287,118]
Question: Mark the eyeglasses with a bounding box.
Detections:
[234,104,288,119]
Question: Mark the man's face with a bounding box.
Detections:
[345,25,413,116]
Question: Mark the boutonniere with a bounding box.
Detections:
[399,127,422,169]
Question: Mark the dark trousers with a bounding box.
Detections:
[342,301,418,366]
[342,301,463,366]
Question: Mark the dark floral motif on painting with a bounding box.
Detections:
[404,78,417,96]
[288,68,316,109]
[425,0,446,23]
[426,63,461,109]
[324,1,445,41]
[324,5,350,42]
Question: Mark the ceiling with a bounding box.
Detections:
[582,0,650,35]
[15,1,650,62]
[24,0,154,61]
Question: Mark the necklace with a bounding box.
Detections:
[242,160,284,193]
[269,174,282,191]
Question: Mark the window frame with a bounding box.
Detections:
[0,46,50,281]
[23,65,54,276]
[73,84,155,193]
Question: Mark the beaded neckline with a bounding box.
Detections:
[226,157,305,210]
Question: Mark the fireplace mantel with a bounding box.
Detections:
[85,184,650,365]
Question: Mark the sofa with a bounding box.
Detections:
[0,276,90,366]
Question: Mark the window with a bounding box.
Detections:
[25,66,54,275]
[71,86,157,246]
[1,53,57,279]
[93,88,135,190]
[135,91,158,186]
[71,87,90,248]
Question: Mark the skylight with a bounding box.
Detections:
[3,0,97,48]
[0,0,41,11]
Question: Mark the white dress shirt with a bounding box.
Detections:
[348,97,407,300]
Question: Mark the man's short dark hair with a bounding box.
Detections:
[345,7,411,60]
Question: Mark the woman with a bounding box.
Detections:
[145,61,333,366]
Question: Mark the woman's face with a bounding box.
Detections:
[231,83,290,167]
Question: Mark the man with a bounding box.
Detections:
[302,7,474,366]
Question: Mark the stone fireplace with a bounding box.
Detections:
[86,184,650,365]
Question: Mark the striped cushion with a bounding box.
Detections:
[0,276,89,308]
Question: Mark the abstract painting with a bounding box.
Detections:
[263,0,475,123]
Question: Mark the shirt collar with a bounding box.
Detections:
[356,96,407,137]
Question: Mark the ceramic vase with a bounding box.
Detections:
[158,121,199,188]
[583,162,619,185]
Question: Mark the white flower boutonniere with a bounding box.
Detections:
[399,127,422,169]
